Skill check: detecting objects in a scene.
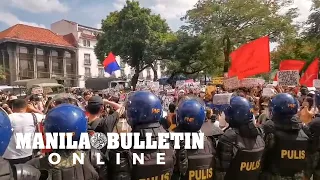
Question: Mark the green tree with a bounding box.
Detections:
[163,31,223,83]
[271,0,320,72]
[95,0,171,89]
[183,0,298,73]
[271,38,316,71]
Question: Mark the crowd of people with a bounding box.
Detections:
[0,84,319,180]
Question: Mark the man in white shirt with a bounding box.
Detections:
[3,99,45,166]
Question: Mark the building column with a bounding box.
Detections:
[7,44,18,84]
[63,51,67,77]
[33,47,37,78]
[49,50,52,78]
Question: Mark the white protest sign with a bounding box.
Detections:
[166,89,175,95]
[32,87,43,94]
[277,70,299,86]
[240,78,265,87]
[262,88,276,97]
[224,77,240,90]
[313,79,320,88]
[212,93,233,105]
[175,80,185,89]
[151,82,160,90]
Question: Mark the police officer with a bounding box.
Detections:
[261,93,308,179]
[215,96,265,180]
[126,91,175,180]
[0,108,41,179]
[27,104,107,180]
[174,98,214,180]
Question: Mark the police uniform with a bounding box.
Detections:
[174,98,214,180]
[27,104,106,180]
[215,96,265,180]
[261,93,308,180]
[0,108,41,180]
[126,91,175,180]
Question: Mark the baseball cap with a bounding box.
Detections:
[88,96,103,106]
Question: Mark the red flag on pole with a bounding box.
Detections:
[228,36,270,79]
[274,60,306,81]
[300,58,319,87]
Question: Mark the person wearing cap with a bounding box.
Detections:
[86,96,105,132]
[86,96,123,131]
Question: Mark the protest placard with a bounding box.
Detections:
[223,77,240,90]
[32,87,43,94]
[212,93,233,105]
[313,79,320,88]
[212,77,224,85]
[277,70,299,86]
[262,88,276,97]
[175,80,185,89]
[240,78,265,87]
[152,82,160,90]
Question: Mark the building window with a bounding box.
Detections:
[19,47,28,54]
[84,54,91,65]
[85,67,91,77]
[83,39,90,47]
[65,51,71,58]
[98,68,105,77]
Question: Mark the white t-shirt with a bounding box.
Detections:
[3,113,45,159]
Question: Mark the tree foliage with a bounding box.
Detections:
[95,0,171,89]
[271,0,320,72]
[182,0,298,73]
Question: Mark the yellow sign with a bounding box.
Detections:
[205,85,216,100]
[212,77,224,85]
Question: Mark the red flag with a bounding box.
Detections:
[300,58,319,87]
[274,60,306,81]
[228,36,270,79]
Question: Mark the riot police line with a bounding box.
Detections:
[0,90,320,180]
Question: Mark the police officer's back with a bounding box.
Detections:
[126,91,175,180]
[261,93,308,180]
[0,108,41,180]
[215,96,265,180]
[27,104,106,180]
[174,99,214,180]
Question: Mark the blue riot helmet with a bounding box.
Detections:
[44,104,87,141]
[126,91,162,126]
[0,110,11,156]
[176,99,205,132]
[269,93,298,118]
[224,96,253,128]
